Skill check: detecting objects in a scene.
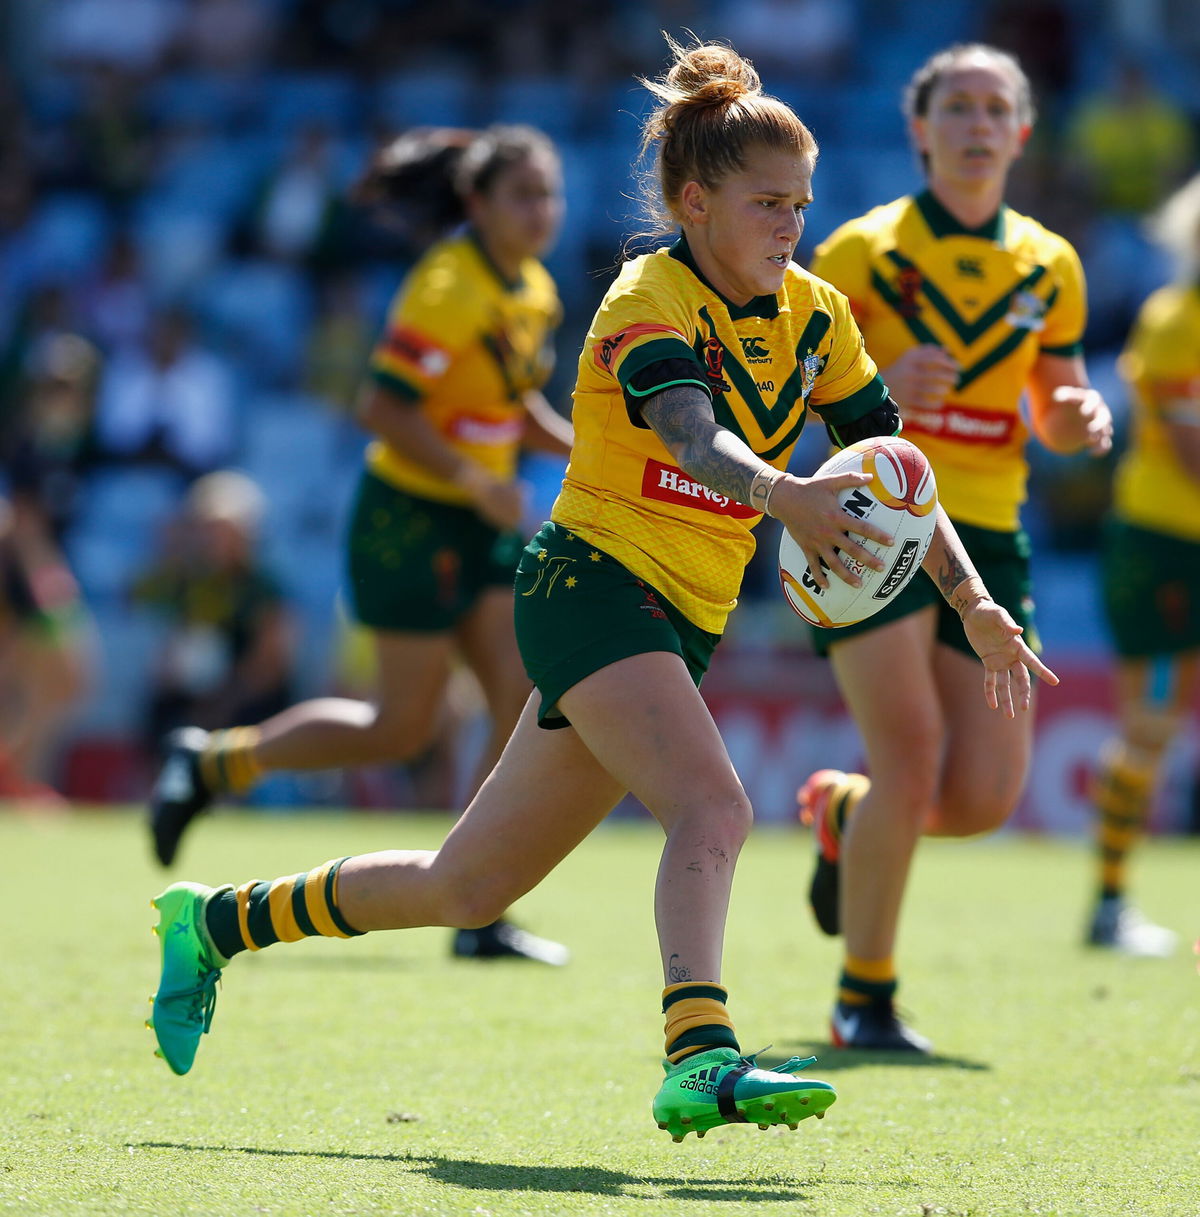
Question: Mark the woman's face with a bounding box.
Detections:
[469,149,564,263]
[681,144,814,306]
[912,59,1029,192]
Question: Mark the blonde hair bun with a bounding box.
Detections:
[664,41,761,106]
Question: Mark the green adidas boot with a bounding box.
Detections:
[147,882,229,1075]
[652,1047,836,1141]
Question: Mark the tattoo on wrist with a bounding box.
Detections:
[934,552,971,602]
[949,575,990,616]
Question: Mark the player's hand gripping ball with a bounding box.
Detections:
[779,436,937,627]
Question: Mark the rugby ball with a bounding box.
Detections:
[778,436,937,628]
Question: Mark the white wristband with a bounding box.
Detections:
[749,466,783,517]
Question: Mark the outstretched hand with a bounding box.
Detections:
[961,598,1059,716]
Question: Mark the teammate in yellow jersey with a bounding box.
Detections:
[148,124,574,964]
[795,43,1113,1052]
[1084,173,1200,957]
[146,38,1052,1136]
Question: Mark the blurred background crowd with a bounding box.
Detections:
[1,0,1198,811]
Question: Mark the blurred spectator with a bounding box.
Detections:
[0,491,94,803]
[716,0,855,82]
[76,229,153,353]
[251,124,343,263]
[70,64,154,205]
[0,284,80,444]
[301,271,374,409]
[41,0,185,75]
[1065,58,1196,216]
[130,469,295,758]
[176,0,278,75]
[982,0,1076,123]
[92,306,237,476]
[4,332,101,544]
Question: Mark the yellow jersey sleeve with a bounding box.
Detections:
[369,248,484,401]
[1113,285,1200,539]
[810,225,874,318]
[1038,236,1087,356]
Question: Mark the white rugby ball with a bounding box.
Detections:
[778,436,937,628]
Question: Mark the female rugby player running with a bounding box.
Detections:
[147,37,1050,1139]
[796,43,1111,1052]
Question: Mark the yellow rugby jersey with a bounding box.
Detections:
[366,229,560,504]
[1114,284,1200,541]
[553,236,886,634]
[811,191,1086,530]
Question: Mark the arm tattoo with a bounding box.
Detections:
[933,550,972,602]
[641,385,764,507]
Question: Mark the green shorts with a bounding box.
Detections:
[346,471,523,633]
[514,522,721,728]
[810,520,1038,658]
[1101,516,1200,657]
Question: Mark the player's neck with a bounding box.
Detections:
[474,230,525,285]
[925,179,1005,232]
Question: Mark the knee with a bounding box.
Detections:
[934,781,1021,837]
[872,749,941,825]
[436,878,513,929]
[673,789,755,853]
[370,705,440,765]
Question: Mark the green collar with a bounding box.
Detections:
[467,227,523,291]
[669,234,780,320]
[915,190,1006,244]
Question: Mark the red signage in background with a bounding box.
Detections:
[699,648,1200,835]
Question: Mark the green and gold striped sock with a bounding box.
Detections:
[1092,742,1155,899]
[838,955,897,1007]
[204,857,364,960]
[199,727,264,796]
[662,981,740,1064]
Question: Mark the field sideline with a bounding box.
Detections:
[2,808,1198,1217]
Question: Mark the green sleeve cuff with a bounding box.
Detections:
[614,337,700,388]
[813,372,889,425]
[370,368,423,402]
[1040,340,1083,358]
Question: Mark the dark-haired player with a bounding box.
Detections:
[148,125,573,964]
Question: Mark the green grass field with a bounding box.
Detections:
[2,808,1197,1217]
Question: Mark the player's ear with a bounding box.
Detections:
[679,180,708,225]
[908,116,929,157]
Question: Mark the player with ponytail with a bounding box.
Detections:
[146,38,1046,1138]
[147,124,573,964]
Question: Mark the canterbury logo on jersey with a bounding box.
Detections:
[592,323,688,371]
[641,459,758,518]
[739,335,771,362]
[902,404,1016,445]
